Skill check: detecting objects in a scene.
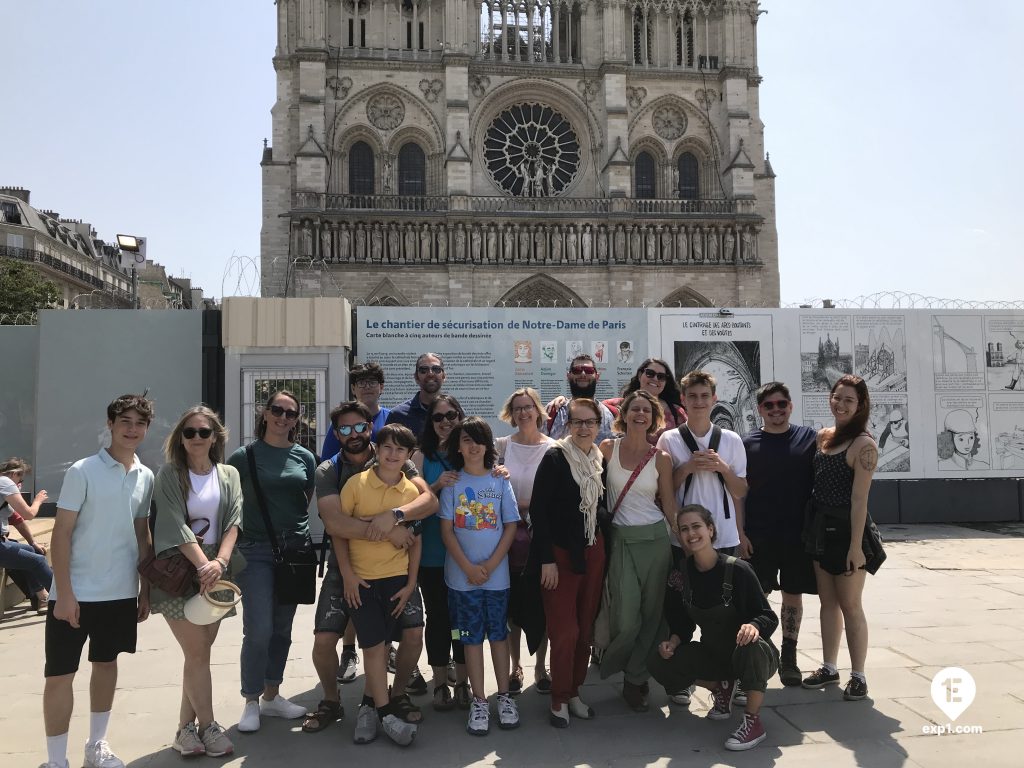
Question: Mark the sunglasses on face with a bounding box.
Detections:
[417,365,444,375]
[568,418,600,428]
[569,365,596,375]
[268,404,300,420]
[336,422,370,436]
[760,399,790,411]
[182,427,213,440]
[641,368,669,381]
[432,410,460,423]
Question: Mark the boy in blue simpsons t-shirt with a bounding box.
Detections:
[439,417,520,736]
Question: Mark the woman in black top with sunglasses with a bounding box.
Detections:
[227,389,317,733]
[603,358,687,443]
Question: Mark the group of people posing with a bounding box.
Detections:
[16,350,884,768]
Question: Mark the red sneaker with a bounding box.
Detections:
[706,680,736,720]
[725,713,766,751]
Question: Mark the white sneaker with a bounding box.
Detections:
[237,700,261,732]
[669,684,696,706]
[38,762,69,768]
[172,722,206,756]
[497,693,520,730]
[260,694,306,719]
[380,714,417,746]
[467,697,490,736]
[83,740,125,768]
[353,704,379,744]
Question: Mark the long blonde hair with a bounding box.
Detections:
[163,405,228,500]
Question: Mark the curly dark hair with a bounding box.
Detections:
[445,417,497,470]
[418,393,465,459]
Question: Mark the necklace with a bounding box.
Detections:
[189,464,214,476]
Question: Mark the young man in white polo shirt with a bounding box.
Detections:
[41,394,156,768]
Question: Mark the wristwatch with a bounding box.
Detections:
[392,508,406,524]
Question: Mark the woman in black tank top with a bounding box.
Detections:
[802,375,877,703]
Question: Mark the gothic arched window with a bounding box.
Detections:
[398,142,426,196]
[635,151,656,198]
[678,152,699,199]
[349,141,375,195]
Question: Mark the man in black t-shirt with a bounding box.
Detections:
[740,382,816,686]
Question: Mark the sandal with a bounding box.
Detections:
[301,699,343,733]
[535,669,552,695]
[454,681,472,710]
[387,693,423,724]
[509,665,524,694]
[432,684,455,712]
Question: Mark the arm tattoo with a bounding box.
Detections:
[859,444,878,472]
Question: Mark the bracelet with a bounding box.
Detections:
[214,556,229,570]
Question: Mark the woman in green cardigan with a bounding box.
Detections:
[151,405,243,759]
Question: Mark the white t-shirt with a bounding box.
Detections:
[606,440,664,527]
[0,474,20,537]
[188,469,221,546]
[656,425,746,549]
[496,435,554,515]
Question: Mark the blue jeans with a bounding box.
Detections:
[235,539,298,698]
[0,539,53,593]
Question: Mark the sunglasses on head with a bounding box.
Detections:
[182,427,213,440]
[760,399,790,411]
[268,404,300,420]
[432,410,460,423]
[641,367,669,381]
[336,422,370,436]
[417,365,444,375]
[569,365,596,375]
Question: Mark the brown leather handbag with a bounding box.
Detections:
[138,520,209,597]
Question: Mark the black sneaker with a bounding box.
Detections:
[843,677,868,701]
[387,646,398,674]
[778,658,802,687]
[802,666,840,689]
[337,649,358,684]
[405,668,429,696]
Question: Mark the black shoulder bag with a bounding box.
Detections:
[677,424,731,519]
[246,443,318,605]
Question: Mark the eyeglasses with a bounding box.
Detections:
[182,427,213,440]
[432,411,460,423]
[417,365,445,375]
[336,422,370,436]
[760,399,790,411]
[352,379,379,389]
[268,404,300,420]
[568,418,600,428]
[641,368,669,382]
[569,365,596,375]
[512,404,535,413]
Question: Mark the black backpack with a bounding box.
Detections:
[677,424,731,519]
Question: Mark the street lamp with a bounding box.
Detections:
[116,234,146,309]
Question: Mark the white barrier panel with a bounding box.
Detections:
[357,307,648,435]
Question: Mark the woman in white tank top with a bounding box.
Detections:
[597,390,677,712]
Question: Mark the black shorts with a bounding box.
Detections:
[748,536,818,595]
[45,598,138,677]
[814,526,857,577]
[313,558,350,635]
[349,575,424,649]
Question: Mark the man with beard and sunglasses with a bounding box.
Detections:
[740,382,817,687]
[386,353,446,438]
[303,401,438,735]
[544,354,617,442]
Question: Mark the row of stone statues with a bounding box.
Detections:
[295,220,759,265]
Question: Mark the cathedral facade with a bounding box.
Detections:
[261,0,779,308]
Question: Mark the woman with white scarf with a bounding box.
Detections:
[529,398,607,728]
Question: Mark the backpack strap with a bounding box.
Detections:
[678,425,731,519]
[722,555,736,606]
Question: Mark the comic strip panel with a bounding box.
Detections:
[935,394,990,471]
[870,394,910,473]
[932,315,985,391]
[674,340,761,436]
[854,315,907,392]
[984,316,1024,392]
[800,314,853,393]
[989,396,1024,471]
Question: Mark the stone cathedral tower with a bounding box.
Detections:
[261,0,779,308]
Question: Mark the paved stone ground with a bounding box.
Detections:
[4,523,1024,767]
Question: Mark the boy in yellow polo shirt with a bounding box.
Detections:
[338,424,423,747]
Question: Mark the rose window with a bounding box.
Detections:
[483,103,580,197]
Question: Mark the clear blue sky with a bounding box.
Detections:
[4,1,1020,305]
